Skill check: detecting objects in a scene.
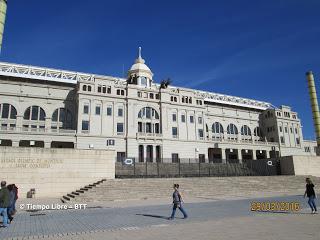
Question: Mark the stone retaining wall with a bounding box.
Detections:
[0,147,115,198]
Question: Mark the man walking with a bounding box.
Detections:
[0,181,10,227]
[168,184,188,220]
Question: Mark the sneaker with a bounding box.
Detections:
[168,217,173,220]
[312,210,315,214]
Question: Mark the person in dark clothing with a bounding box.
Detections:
[168,184,188,220]
[0,181,10,227]
[304,178,317,214]
[7,184,15,223]
[11,184,18,213]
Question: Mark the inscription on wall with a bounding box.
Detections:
[1,158,63,169]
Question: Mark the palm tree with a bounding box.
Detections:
[160,78,171,89]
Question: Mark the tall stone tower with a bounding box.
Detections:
[306,71,320,155]
[0,0,7,53]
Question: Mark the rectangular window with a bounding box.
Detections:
[190,115,194,123]
[280,136,285,144]
[172,153,179,163]
[290,128,293,133]
[172,127,178,137]
[150,93,154,99]
[107,107,112,116]
[181,114,185,123]
[117,123,124,133]
[83,105,89,114]
[117,152,126,162]
[107,87,111,94]
[296,138,300,145]
[106,139,115,146]
[146,108,151,118]
[172,113,177,122]
[198,117,202,124]
[295,128,298,134]
[199,154,205,163]
[285,127,288,133]
[118,108,123,117]
[95,106,101,115]
[198,129,204,138]
[155,94,160,99]
[279,126,282,132]
[102,86,106,93]
[98,86,102,93]
[138,122,143,132]
[82,120,89,131]
[146,123,152,133]
[31,106,38,120]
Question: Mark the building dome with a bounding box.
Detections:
[128,47,153,80]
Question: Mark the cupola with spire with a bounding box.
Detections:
[127,47,153,87]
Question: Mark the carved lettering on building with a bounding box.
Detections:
[1,158,63,169]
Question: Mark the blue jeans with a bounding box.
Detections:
[308,196,317,211]
[0,207,8,227]
[170,203,188,219]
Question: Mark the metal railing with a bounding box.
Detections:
[115,158,281,178]
[0,126,76,135]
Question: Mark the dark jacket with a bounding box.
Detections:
[0,187,10,208]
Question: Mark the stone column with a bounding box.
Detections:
[15,115,23,130]
[221,148,227,164]
[153,145,157,162]
[266,150,270,159]
[143,145,147,162]
[12,141,19,147]
[44,142,51,148]
[252,150,257,160]
[238,149,243,164]
[45,117,52,133]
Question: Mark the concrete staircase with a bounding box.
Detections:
[64,176,320,204]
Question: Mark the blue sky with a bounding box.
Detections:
[1,0,320,140]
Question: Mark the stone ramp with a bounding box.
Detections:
[71,176,320,204]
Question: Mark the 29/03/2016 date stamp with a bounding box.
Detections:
[251,201,301,212]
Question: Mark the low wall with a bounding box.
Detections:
[0,147,115,198]
[280,155,320,177]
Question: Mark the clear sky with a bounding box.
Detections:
[1,0,319,140]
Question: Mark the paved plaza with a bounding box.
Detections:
[0,195,319,240]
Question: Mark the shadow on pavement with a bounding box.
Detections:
[136,213,170,219]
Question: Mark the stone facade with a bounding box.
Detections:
[0,50,317,164]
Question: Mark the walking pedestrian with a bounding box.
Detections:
[0,181,10,227]
[304,178,317,214]
[7,184,16,223]
[168,184,188,220]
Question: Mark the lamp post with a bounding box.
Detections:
[0,0,7,53]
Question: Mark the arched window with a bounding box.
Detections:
[137,107,161,134]
[82,85,87,91]
[52,108,73,129]
[0,103,17,119]
[212,122,224,134]
[138,107,159,120]
[88,85,92,92]
[254,127,263,137]
[227,124,238,135]
[241,125,252,136]
[24,106,46,121]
